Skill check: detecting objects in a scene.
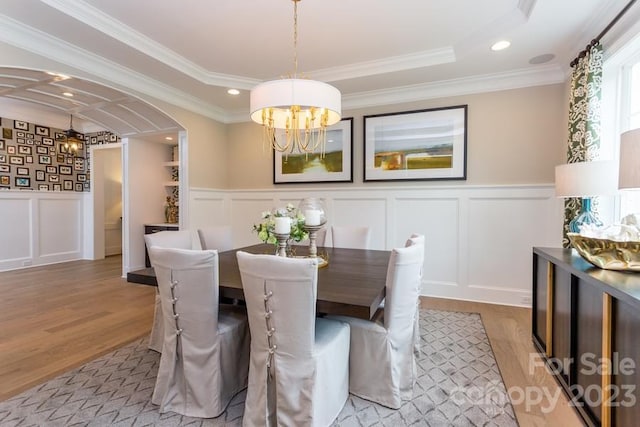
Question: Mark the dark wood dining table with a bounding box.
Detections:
[127,244,391,320]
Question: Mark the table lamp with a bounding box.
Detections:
[619,128,640,190]
[555,160,618,233]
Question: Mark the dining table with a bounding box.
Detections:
[127,244,391,320]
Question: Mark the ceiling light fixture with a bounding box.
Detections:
[63,92,74,97]
[227,89,240,95]
[56,114,82,156]
[249,0,341,156]
[491,40,511,51]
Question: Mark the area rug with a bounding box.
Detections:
[0,310,518,426]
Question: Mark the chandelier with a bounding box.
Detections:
[249,0,341,156]
[57,114,82,156]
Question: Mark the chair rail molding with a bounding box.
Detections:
[189,184,563,307]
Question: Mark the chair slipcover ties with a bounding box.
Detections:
[169,272,183,361]
[237,252,350,427]
[263,281,276,376]
[150,247,250,419]
[145,230,193,353]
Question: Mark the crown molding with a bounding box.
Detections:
[342,65,566,110]
[225,64,566,123]
[42,0,456,88]
[39,0,261,90]
[0,13,229,123]
[311,48,455,82]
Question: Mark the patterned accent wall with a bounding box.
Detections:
[0,115,120,191]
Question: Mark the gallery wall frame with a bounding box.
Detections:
[273,117,353,184]
[363,105,468,182]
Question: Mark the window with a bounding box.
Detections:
[602,32,640,219]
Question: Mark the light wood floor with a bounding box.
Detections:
[0,256,583,426]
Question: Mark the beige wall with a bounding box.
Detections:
[226,83,568,189]
[148,102,229,189]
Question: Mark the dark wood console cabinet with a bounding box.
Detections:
[533,247,640,427]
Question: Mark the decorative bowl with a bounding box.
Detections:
[568,233,640,271]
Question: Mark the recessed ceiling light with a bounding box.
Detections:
[63,92,74,97]
[165,136,173,141]
[227,89,240,95]
[491,40,511,51]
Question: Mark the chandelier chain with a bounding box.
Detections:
[249,0,341,156]
[293,0,298,76]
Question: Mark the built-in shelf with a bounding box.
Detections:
[164,181,179,187]
[163,161,179,167]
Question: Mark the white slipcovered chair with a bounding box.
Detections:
[197,226,233,252]
[236,251,350,427]
[405,234,425,357]
[149,247,250,418]
[331,226,371,249]
[144,230,193,352]
[328,241,424,409]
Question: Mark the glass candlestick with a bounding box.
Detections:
[303,224,328,267]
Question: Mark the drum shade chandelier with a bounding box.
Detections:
[249,0,341,156]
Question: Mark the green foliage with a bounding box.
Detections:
[252,203,309,245]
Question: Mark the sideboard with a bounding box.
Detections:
[532,247,640,427]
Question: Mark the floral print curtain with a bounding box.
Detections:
[563,43,603,247]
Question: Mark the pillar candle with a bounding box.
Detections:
[274,216,291,234]
[305,209,321,226]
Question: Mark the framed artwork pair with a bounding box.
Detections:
[273,105,468,184]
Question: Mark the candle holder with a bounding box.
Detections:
[303,223,328,267]
[274,232,290,257]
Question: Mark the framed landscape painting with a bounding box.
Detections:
[363,105,467,182]
[273,118,353,184]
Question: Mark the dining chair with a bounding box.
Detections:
[197,225,233,252]
[236,251,350,427]
[327,242,424,409]
[405,234,425,358]
[149,247,250,418]
[144,230,193,353]
[331,225,371,249]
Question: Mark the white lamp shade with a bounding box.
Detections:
[619,128,640,190]
[555,160,618,197]
[250,78,341,129]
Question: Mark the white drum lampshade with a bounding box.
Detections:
[619,128,640,190]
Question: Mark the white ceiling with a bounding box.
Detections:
[0,0,638,138]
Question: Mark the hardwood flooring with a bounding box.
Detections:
[0,256,155,401]
[0,257,582,426]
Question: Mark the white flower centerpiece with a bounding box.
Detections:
[253,203,309,255]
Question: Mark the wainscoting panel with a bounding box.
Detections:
[0,191,85,271]
[331,197,387,249]
[189,194,226,231]
[188,185,562,307]
[395,197,460,285]
[466,195,559,305]
[0,197,31,263]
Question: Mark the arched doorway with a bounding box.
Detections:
[0,67,186,274]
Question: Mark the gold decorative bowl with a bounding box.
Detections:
[568,233,640,271]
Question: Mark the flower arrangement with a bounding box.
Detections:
[253,203,309,245]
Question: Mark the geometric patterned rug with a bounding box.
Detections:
[0,310,518,426]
